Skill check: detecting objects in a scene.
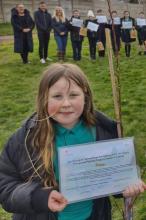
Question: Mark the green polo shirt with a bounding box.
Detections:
[54,120,96,220]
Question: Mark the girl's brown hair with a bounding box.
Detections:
[29,63,96,187]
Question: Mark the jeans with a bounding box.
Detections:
[54,35,68,53]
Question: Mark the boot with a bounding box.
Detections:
[125,45,128,57]
[62,51,65,61]
[127,44,131,57]
[98,50,105,57]
[57,51,61,60]
[125,44,131,57]
[59,51,64,62]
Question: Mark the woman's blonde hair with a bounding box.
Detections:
[29,63,96,187]
[53,6,65,22]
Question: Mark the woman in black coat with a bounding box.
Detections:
[11,4,35,64]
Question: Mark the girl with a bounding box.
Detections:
[52,6,68,61]
[108,11,121,56]
[11,3,34,64]
[68,9,84,61]
[121,11,135,57]
[85,10,98,60]
[0,63,145,220]
[135,12,146,55]
[96,9,108,57]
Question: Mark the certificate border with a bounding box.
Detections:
[58,137,139,203]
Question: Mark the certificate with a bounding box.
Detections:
[113,17,121,25]
[58,137,139,203]
[72,18,83,27]
[87,22,99,31]
[96,15,107,23]
[122,21,132,29]
[136,18,146,26]
[109,17,121,25]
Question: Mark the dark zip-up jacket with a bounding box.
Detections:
[0,111,120,220]
[34,8,52,33]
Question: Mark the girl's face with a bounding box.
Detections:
[48,77,85,129]
[139,13,144,19]
[112,12,117,18]
[73,11,80,18]
[124,12,129,18]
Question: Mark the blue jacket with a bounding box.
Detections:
[52,17,68,36]
[34,8,52,33]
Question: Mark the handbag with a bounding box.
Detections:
[79,27,87,37]
[130,29,137,40]
[97,41,104,51]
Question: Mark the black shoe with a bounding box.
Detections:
[138,51,142,55]
[126,53,130,57]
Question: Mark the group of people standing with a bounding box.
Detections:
[11,2,146,64]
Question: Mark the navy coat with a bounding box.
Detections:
[0,111,121,220]
[11,8,35,53]
[34,8,52,33]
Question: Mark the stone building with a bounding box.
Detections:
[0,0,144,23]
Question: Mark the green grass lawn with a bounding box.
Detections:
[0,23,13,36]
[0,34,146,219]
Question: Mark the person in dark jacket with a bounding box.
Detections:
[11,4,34,64]
[121,11,135,57]
[108,11,121,56]
[52,6,68,61]
[0,63,145,220]
[34,1,52,64]
[68,9,84,61]
[135,12,146,55]
[85,10,98,60]
[96,9,108,57]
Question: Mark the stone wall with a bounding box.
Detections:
[0,0,144,23]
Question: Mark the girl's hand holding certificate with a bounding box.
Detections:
[123,180,146,198]
[48,190,68,212]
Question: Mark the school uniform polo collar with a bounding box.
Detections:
[54,119,83,135]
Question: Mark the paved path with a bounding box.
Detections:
[0,35,13,43]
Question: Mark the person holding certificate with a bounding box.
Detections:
[0,62,146,220]
[121,11,135,57]
[85,10,98,60]
[68,9,84,61]
[52,6,68,61]
[96,9,108,57]
[135,12,146,55]
[108,11,121,55]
